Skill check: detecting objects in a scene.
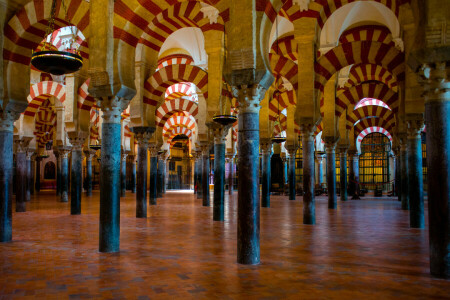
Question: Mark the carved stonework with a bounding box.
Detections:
[210,124,230,144]
[0,110,21,132]
[84,149,97,162]
[98,96,130,124]
[299,123,315,141]
[58,148,72,159]
[148,144,159,157]
[285,145,298,157]
[392,37,405,52]
[132,127,156,148]
[200,144,210,156]
[260,140,273,155]
[407,119,425,139]
[121,153,128,161]
[200,6,219,24]
[293,0,312,12]
[420,63,450,103]
[14,137,32,154]
[234,84,267,114]
[68,131,88,151]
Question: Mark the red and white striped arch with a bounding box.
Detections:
[163,114,197,137]
[356,126,393,153]
[347,105,395,130]
[269,90,295,120]
[344,64,399,92]
[157,54,194,71]
[165,127,194,144]
[269,53,298,91]
[25,81,66,117]
[270,35,297,62]
[155,98,198,127]
[78,78,96,112]
[355,98,391,110]
[165,83,197,102]
[339,25,396,47]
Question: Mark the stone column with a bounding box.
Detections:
[339,147,348,202]
[407,119,425,228]
[120,152,128,197]
[132,128,154,218]
[421,63,450,278]
[393,147,401,199]
[236,84,266,265]
[98,97,129,253]
[201,144,210,207]
[54,151,61,196]
[300,124,315,224]
[0,111,18,242]
[196,151,203,199]
[14,138,30,212]
[26,151,33,202]
[399,135,409,210]
[68,133,87,215]
[35,157,41,193]
[324,140,337,209]
[351,153,361,200]
[227,155,234,195]
[260,141,272,208]
[213,127,228,221]
[130,155,137,193]
[157,153,164,198]
[30,154,36,195]
[84,149,96,196]
[58,148,71,203]
[148,145,159,205]
[282,156,288,193]
[162,155,167,194]
[286,146,297,200]
[315,154,324,187]
[193,158,198,194]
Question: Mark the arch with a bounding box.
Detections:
[155,98,199,127]
[270,34,297,62]
[163,114,197,136]
[344,63,399,92]
[144,64,208,107]
[165,127,194,142]
[315,41,404,92]
[269,53,298,91]
[25,81,66,117]
[339,25,396,47]
[269,90,295,120]
[355,118,394,138]
[157,54,194,70]
[165,83,198,102]
[347,105,395,130]
[356,126,393,153]
[335,82,398,117]
[355,98,391,110]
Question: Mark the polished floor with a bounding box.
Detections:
[0,189,449,299]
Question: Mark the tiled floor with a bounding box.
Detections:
[0,190,448,299]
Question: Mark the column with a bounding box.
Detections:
[35,157,41,193]
[148,145,158,205]
[325,140,337,209]
[339,148,348,202]
[227,155,234,195]
[130,156,136,193]
[196,151,203,199]
[132,128,154,218]
[26,151,33,202]
[201,145,210,207]
[286,146,297,200]
[393,147,401,199]
[301,124,315,224]
[59,148,71,203]
[282,156,288,193]
[157,153,164,198]
[423,63,450,278]
[236,85,265,265]
[30,154,35,195]
[14,139,30,212]
[193,159,198,194]
[0,111,18,242]
[315,154,324,187]
[213,127,228,221]
[120,152,128,197]
[260,141,272,208]
[162,156,167,194]
[55,151,61,196]
[349,152,361,200]
[399,136,409,210]
[407,119,425,228]
[69,133,87,215]
[98,97,129,253]
[84,150,95,196]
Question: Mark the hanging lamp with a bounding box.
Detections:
[31,0,83,75]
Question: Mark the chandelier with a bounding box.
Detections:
[31,0,83,75]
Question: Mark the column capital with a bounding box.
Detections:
[209,123,230,144]
[285,145,298,157]
[299,123,316,140]
[397,132,408,150]
[98,96,130,124]
[84,149,97,161]
[200,144,211,156]
[132,127,156,148]
[407,118,425,139]
[323,136,339,153]
[68,131,88,151]
[148,144,159,157]
[14,137,32,154]
[260,139,273,155]
[0,110,21,132]
[233,84,267,114]
[26,150,35,160]
[121,152,129,161]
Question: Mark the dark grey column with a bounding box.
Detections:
[394,148,401,200]
[60,149,70,203]
[213,132,227,221]
[201,145,210,207]
[261,142,272,208]
[407,120,425,228]
[120,153,127,197]
[70,142,84,215]
[351,154,361,200]
[196,151,203,199]
[286,147,297,200]
[400,138,409,210]
[30,155,35,195]
[301,126,315,224]
[149,147,158,205]
[236,86,262,265]
[84,150,94,196]
[0,115,15,242]
[426,97,450,278]
[162,158,167,194]
[228,156,234,195]
[35,157,41,192]
[26,152,32,202]
[325,141,337,209]
[339,148,348,202]
[316,154,324,187]
[157,155,164,198]
[131,157,136,193]
[55,151,61,196]
[193,160,198,194]
[15,150,27,212]
[99,99,127,253]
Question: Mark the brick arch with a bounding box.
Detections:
[335,82,398,117]
[269,53,298,91]
[356,126,393,153]
[165,83,197,102]
[155,98,199,127]
[315,41,404,93]
[347,106,395,130]
[343,64,399,92]
[163,114,197,136]
[138,1,225,54]
[144,64,208,107]
[355,118,395,138]
[25,81,66,117]
[157,54,194,70]
[166,127,194,144]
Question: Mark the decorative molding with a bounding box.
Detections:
[293,0,312,12]
[392,37,404,52]
[200,6,219,24]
